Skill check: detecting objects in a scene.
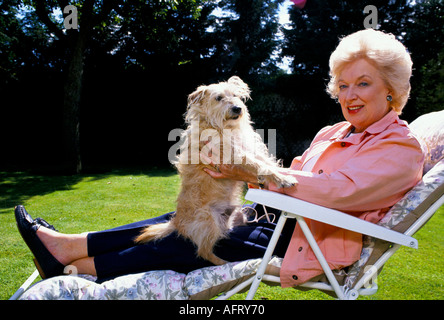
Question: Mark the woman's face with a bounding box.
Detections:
[337,58,391,133]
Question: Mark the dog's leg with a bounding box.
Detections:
[228,207,247,227]
[182,205,229,265]
[241,152,297,188]
[198,245,227,265]
[261,167,297,188]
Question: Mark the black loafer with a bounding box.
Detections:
[35,217,58,231]
[15,205,65,279]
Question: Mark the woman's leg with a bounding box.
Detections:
[36,206,295,281]
[86,212,174,257]
[35,212,175,276]
[92,205,296,283]
[93,230,212,283]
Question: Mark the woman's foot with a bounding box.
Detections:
[16,205,95,277]
[36,226,88,266]
[36,227,72,266]
[15,205,65,278]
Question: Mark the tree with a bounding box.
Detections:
[282,0,415,77]
[0,3,23,86]
[16,0,119,173]
[416,47,444,115]
[0,1,62,86]
[103,0,213,72]
[203,0,285,81]
[7,0,207,173]
[403,0,444,118]
[280,0,444,121]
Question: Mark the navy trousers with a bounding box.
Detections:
[87,204,296,283]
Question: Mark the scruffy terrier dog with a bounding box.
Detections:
[136,76,295,265]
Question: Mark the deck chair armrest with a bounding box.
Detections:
[245,189,418,249]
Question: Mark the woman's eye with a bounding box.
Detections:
[339,84,347,90]
[215,95,223,101]
[358,82,369,87]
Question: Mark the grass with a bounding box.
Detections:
[1,168,443,300]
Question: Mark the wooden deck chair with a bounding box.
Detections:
[217,110,444,300]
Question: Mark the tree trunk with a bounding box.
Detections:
[63,34,85,174]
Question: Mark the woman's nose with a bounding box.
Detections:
[345,86,358,102]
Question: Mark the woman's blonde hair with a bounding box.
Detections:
[327,29,413,114]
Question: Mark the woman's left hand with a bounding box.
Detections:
[200,153,258,184]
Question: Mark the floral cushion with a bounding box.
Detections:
[19,271,188,300]
[409,110,444,173]
[18,259,263,300]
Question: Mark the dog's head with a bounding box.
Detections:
[185,76,251,130]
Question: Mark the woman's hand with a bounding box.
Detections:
[200,153,258,185]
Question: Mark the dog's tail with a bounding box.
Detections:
[135,222,175,243]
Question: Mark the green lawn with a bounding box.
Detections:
[1,168,443,300]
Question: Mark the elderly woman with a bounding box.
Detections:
[16,29,424,287]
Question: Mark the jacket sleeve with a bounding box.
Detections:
[268,133,424,214]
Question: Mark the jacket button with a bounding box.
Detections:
[292,275,298,280]
[318,169,323,174]
[341,142,346,147]
[298,246,303,252]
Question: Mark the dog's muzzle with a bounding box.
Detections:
[229,106,242,120]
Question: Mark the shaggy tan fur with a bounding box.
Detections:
[135,76,295,265]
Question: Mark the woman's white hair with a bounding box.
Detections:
[327,29,413,114]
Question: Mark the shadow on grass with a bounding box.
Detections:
[0,166,176,214]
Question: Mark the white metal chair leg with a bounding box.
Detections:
[245,211,347,300]
[245,212,289,300]
[9,269,39,300]
[215,276,255,300]
[295,215,345,300]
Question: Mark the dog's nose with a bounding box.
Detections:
[231,106,242,114]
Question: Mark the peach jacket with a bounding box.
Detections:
[267,111,425,287]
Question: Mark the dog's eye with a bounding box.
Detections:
[215,95,223,102]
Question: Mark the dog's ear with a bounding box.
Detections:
[227,76,250,101]
[185,85,208,124]
[187,86,208,107]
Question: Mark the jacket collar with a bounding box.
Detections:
[364,110,401,135]
[330,110,401,143]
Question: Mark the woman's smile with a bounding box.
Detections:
[347,105,365,114]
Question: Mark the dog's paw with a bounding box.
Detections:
[272,174,297,189]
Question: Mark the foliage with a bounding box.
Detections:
[404,0,444,117]
[282,0,415,77]
[416,47,444,115]
[0,0,443,168]
[280,0,444,121]
[203,0,285,81]
[97,0,213,71]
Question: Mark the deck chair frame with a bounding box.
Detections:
[216,188,443,300]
